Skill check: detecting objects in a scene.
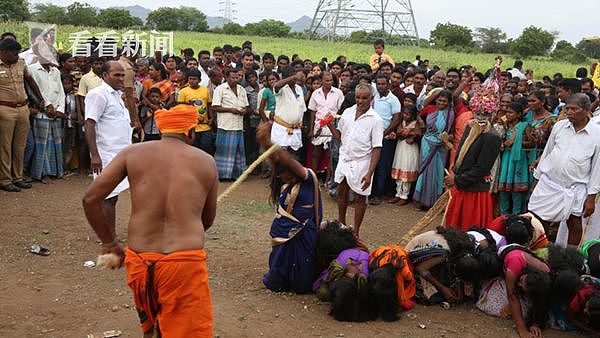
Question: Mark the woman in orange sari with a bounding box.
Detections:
[142,62,175,109]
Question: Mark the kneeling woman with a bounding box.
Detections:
[406,227,479,305]
[500,242,552,338]
[257,123,323,294]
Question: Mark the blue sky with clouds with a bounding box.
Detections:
[31,0,598,43]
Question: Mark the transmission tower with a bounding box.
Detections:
[219,0,237,25]
[308,0,419,45]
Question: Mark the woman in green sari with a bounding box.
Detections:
[498,102,530,215]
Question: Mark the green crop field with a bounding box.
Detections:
[0,21,589,79]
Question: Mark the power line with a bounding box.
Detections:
[308,0,419,45]
[219,0,237,25]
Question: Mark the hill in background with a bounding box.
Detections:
[287,15,312,32]
[115,5,312,32]
[115,5,151,22]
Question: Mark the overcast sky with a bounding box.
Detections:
[30,0,598,43]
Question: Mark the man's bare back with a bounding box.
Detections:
[83,136,218,255]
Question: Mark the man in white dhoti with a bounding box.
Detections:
[557,112,600,246]
[270,66,306,152]
[529,94,600,245]
[84,61,133,237]
[326,84,383,236]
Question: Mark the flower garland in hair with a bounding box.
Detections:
[469,57,503,116]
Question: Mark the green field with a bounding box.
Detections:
[0,21,588,79]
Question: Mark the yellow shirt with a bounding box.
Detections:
[370,52,395,72]
[177,86,212,132]
[77,70,103,97]
[593,62,600,89]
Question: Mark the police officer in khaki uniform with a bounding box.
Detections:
[0,38,45,192]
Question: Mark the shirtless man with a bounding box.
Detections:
[83,103,218,337]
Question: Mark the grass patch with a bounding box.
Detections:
[0,21,587,78]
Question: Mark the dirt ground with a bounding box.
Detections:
[0,176,580,338]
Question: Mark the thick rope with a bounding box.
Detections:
[216,144,280,204]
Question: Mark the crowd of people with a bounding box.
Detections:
[2,29,600,337]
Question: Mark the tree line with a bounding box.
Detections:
[424,22,600,64]
[1,1,291,36]
[2,1,599,63]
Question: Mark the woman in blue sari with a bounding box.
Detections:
[414,90,455,209]
[256,122,323,294]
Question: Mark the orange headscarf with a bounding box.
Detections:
[154,104,198,134]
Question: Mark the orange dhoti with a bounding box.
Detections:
[125,247,213,337]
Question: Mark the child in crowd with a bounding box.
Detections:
[139,87,162,141]
[259,72,278,122]
[369,39,394,73]
[244,70,261,165]
[403,93,418,107]
[257,71,279,178]
[498,102,530,215]
[61,74,79,173]
[389,104,421,205]
[403,72,414,89]
[178,68,213,154]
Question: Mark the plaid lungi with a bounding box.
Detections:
[215,128,247,180]
[32,118,64,180]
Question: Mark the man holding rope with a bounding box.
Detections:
[83,103,218,337]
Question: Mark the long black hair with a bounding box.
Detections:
[269,162,288,205]
[469,226,498,252]
[436,226,474,258]
[518,267,551,328]
[551,270,581,306]
[436,226,479,282]
[150,62,168,81]
[316,220,357,267]
[504,215,534,245]
[547,244,586,275]
[469,227,502,279]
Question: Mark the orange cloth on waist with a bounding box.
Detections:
[369,245,416,310]
[125,247,213,337]
[154,104,198,134]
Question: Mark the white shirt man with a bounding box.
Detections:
[529,115,600,245]
[28,61,67,180]
[556,113,600,245]
[19,48,36,65]
[85,81,132,198]
[334,105,384,196]
[212,82,248,131]
[508,68,526,80]
[28,62,65,119]
[199,66,210,87]
[271,84,306,151]
[403,83,427,98]
[307,86,344,149]
[212,79,249,180]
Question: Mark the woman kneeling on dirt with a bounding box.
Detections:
[257,122,323,293]
[406,227,480,305]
